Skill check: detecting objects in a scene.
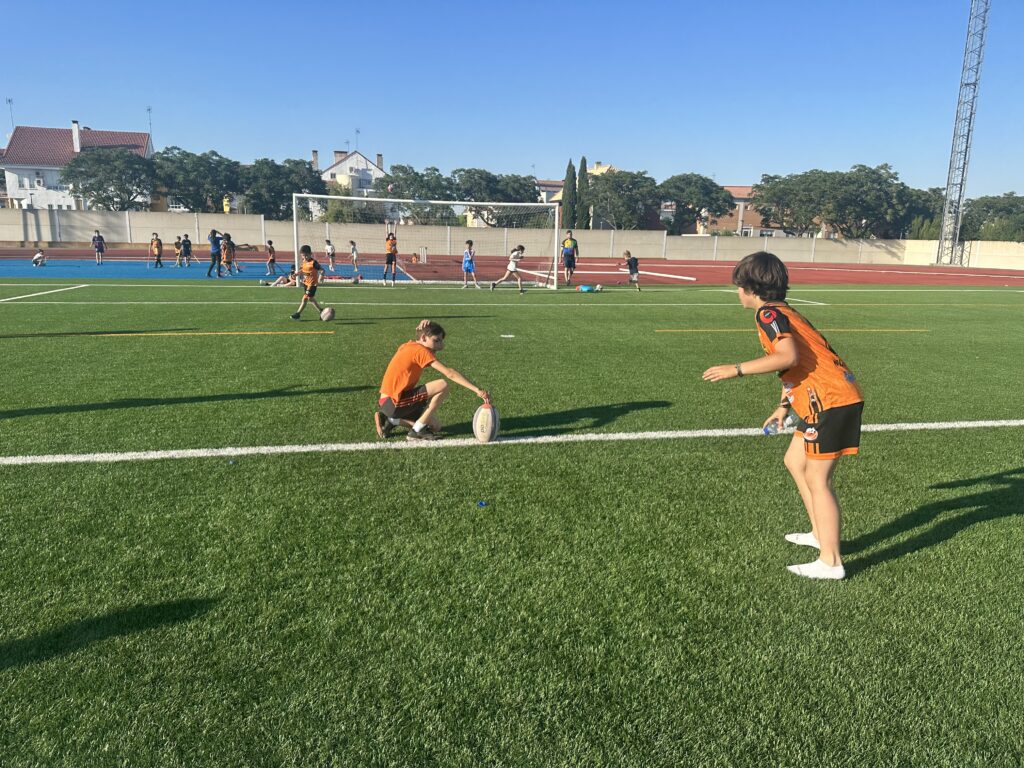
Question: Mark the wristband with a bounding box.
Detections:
[735,364,744,377]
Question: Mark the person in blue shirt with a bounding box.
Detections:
[91,230,105,265]
[462,239,481,289]
[207,229,223,278]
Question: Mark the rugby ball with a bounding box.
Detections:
[472,403,500,443]
[595,284,603,292]
[387,183,395,193]
[320,306,335,322]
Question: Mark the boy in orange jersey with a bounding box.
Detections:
[702,251,864,580]
[384,232,398,286]
[375,319,489,441]
[290,245,327,320]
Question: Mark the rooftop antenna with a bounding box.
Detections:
[355,128,360,153]
[5,97,13,132]
[146,105,153,143]
[345,139,350,153]
[936,0,991,266]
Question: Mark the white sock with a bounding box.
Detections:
[412,421,426,433]
[387,417,401,426]
[787,559,845,580]
[785,532,820,549]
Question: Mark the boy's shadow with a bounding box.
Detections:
[446,400,672,437]
[846,467,1024,577]
[0,597,218,670]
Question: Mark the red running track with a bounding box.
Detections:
[2,249,1022,286]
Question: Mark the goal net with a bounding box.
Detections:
[291,193,560,288]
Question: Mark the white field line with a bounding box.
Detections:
[0,284,87,302]
[785,297,828,305]
[573,268,698,282]
[2,419,1022,467]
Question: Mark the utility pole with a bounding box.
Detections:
[146,106,153,144]
[936,0,991,266]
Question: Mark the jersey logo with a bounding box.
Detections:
[803,427,818,441]
[760,309,777,323]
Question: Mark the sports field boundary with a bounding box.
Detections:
[2,418,1021,467]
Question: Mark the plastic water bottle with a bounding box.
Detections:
[763,413,797,436]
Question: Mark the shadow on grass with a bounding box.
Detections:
[445,400,673,437]
[0,328,197,339]
[0,597,218,670]
[847,467,1024,576]
[1,384,372,419]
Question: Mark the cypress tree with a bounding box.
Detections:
[577,156,590,229]
[561,160,577,230]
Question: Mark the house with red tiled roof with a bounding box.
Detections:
[0,121,153,210]
[313,149,386,194]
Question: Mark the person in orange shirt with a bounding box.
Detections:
[384,232,398,286]
[150,233,164,268]
[375,319,489,441]
[703,251,865,581]
[290,245,327,320]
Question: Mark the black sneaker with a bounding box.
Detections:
[406,427,440,441]
[290,312,301,320]
[374,412,394,440]
[490,282,495,291]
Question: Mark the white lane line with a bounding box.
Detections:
[2,419,1022,467]
[786,297,828,306]
[0,284,87,302]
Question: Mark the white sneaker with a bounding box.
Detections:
[462,284,468,289]
[787,559,845,580]
[784,532,820,549]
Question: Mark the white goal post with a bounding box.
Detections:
[291,193,561,288]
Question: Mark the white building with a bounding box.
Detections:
[312,149,386,194]
[0,121,153,210]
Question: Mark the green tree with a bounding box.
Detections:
[239,158,325,220]
[588,170,660,230]
[658,173,734,235]
[754,170,834,236]
[61,148,155,211]
[561,160,577,229]
[451,168,540,226]
[153,147,241,212]
[961,193,1024,241]
[372,165,457,225]
[577,156,590,229]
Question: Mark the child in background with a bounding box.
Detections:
[384,232,398,286]
[490,245,526,294]
[31,249,46,266]
[173,236,183,267]
[266,240,277,275]
[462,239,481,289]
[221,233,239,275]
[92,230,105,265]
[325,239,336,271]
[621,250,641,291]
[181,234,193,266]
[702,251,865,581]
[375,319,489,441]
[349,240,359,273]
[150,233,164,268]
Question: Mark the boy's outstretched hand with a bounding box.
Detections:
[702,364,740,382]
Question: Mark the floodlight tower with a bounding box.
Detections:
[936,0,991,266]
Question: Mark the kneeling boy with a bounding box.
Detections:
[376,320,489,441]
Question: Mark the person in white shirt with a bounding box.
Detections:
[31,249,46,267]
[325,239,337,271]
[349,240,359,273]
[490,245,526,294]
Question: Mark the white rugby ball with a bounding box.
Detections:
[472,403,500,443]
[320,306,335,321]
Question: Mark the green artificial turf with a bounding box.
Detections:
[1,281,1023,766]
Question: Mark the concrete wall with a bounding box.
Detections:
[2,208,1022,270]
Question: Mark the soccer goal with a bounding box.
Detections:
[291,193,561,288]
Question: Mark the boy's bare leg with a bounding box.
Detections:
[784,435,819,541]
[417,380,449,428]
[803,458,841,566]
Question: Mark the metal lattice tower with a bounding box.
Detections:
[936,0,991,266]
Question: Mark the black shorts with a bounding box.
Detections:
[210,253,220,263]
[385,254,396,265]
[378,385,430,420]
[798,401,864,459]
[562,256,576,270]
[304,284,318,298]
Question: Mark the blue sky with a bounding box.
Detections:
[6,0,1022,196]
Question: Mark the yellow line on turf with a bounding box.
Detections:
[96,330,336,337]
[655,328,930,333]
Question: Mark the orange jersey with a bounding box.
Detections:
[756,302,863,420]
[151,239,163,255]
[300,259,322,287]
[379,341,436,402]
[386,238,398,256]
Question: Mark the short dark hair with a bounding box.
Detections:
[732,251,789,301]
[300,244,313,257]
[465,239,473,246]
[267,239,273,244]
[417,321,445,340]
